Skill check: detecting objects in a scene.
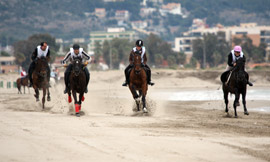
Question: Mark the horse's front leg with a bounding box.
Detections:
[233,89,240,117]
[72,91,80,117]
[242,91,249,115]
[42,87,46,109]
[47,87,51,101]
[129,84,140,111]
[223,86,229,113]
[23,86,25,94]
[34,87,39,102]
[141,84,148,113]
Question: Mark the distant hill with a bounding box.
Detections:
[0,0,270,44]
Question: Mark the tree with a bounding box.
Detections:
[13,33,59,70]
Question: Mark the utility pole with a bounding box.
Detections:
[203,34,206,69]
[109,42,112,69]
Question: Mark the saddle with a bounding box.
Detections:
[221,70,249,83]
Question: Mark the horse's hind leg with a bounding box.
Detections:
[233,92,240,117]
[223,86,229,113]
[47,88,51,101]
[242,92,249,115]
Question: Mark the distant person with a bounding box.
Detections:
[122,39,154,86]
[223,45,253,86]
[61,44,91,94]
[20,68,27,84]
[28,42,51,87]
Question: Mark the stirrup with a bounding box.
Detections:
[148,82,155,86]
[64,87,69,94]
[248,82,253,86]
[122,82,128,86]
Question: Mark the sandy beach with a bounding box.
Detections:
[0,69,269,162]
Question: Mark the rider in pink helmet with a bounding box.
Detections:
[222,45,253,86]
[234,45,242,52]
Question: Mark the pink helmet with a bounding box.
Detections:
[234,46,242,52]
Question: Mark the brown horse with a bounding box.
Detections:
[32,57,51,109]
[16,75,29,94]
[128,52,148,113]
[67,57,87,117]
[221,57,249,117]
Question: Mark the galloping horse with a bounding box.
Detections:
[67,57,87,117]
[221,57,249,117]
[32,56,51,109]
[128,52,148,113]
[16,75,29,94]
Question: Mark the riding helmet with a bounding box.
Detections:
[136,40,143,47]
[73,44,80,50]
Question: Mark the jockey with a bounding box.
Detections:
[225,45,253,86]
[20,68,27,78]
[122,39,154,86]
[61,44,91,94]
[28,42,51,87]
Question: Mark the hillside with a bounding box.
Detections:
[0,0,270,44]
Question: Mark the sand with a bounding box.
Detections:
[0,69,269,162]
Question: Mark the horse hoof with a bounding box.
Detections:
[76,113,80,117]
[47,97,51,102]
[36,99,39,102]
[143,107,148,113]
[244,111,249,115]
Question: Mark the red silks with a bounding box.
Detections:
[82,96,85,101]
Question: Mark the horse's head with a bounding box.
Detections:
[235,57,245,71]
[133,53,143,75]
[72,57,83,76]
[35,57,48,78]
[234,57,247,85]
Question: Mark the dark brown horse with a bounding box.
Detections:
[16,75,29,94]
[67,57,87,117]
[221,57,249,117]
[128,52,148,113]
[32,56,51,109]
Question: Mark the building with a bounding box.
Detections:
[160,3,182,16]
[174,23,270,62]
[0,56,17,73]
[115,10,129,21]
[131,21,148,29]
[89,28,136,52]
[94,8,106,18]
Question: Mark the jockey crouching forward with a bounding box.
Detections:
[223,45,253,86]
[122,39,154,86]
[62,44,91,94]
[28,42,51,87]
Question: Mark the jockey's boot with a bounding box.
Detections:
[29,81,33,87]
[148,81,155,86]
[85,87,88,93]
[248,81,253,86]
[64,87,69,94]
[122,81,128,87]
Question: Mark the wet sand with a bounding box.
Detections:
[0,69,269,162]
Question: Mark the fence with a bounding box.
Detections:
[0,81,17,88]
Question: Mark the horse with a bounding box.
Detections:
[221,57,249,117]
[128,52,148,113]
[16,75,29,94]
[32,56,51,109]
[67,57,87,117]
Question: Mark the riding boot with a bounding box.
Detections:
[122,66,130,86]
[28,61,35,87]
[147,69,154,86]
[64,72,70,94]
[247,81,253,86]
[47,67,51,87]
[84,68,90,93]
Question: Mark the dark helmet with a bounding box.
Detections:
[73,44,80,50]
[136,40,143,47]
